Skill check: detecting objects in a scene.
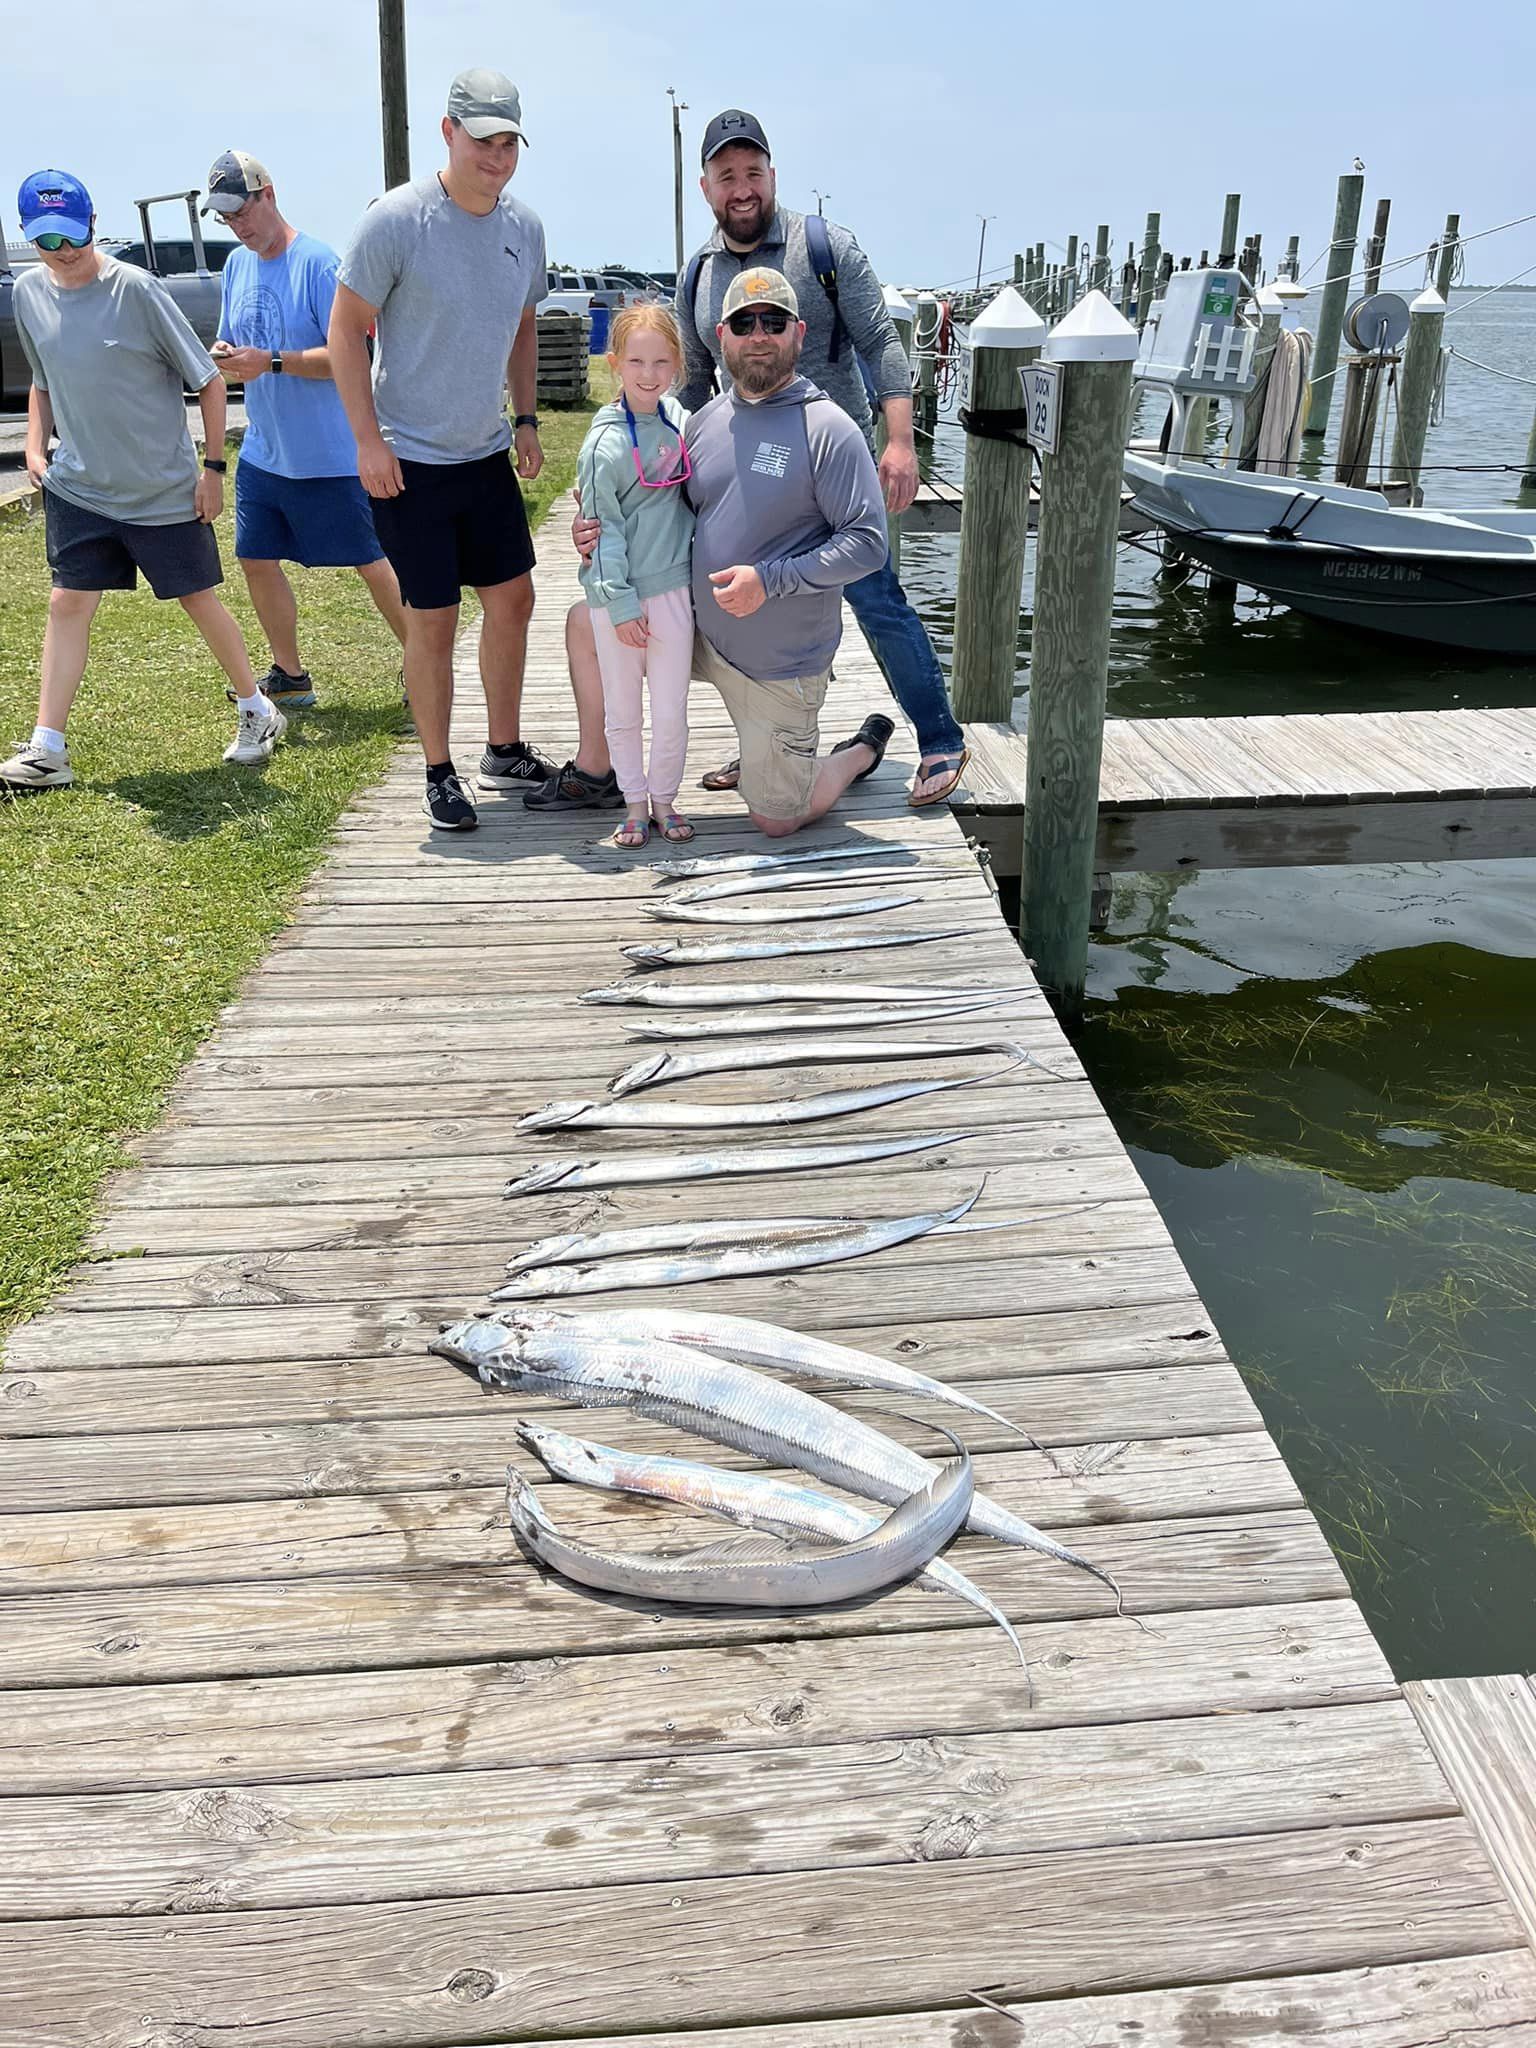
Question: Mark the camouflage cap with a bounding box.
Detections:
[721,267,800,320]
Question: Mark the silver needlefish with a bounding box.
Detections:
[432,1319,1123,1603]
[516,1059,1024,1134]
[504,1429,973,1609]
[487,1188,983,1301]
[504,1127,987,1196]
[608,1035,1033,1098]
[495,1296,1033,1438]
[667,864,956,905]
[648,842,895,879]
[645,893,921,926]
[623,997,1016,1041]
[621,928,984,970]
[516,1422,1028,1673]
[582,979,1028,1008]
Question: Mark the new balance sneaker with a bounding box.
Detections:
[423,770,478,831]
[521,758,626,811]
[226,664,318,709]
[0,739,73,793]
[223,700,288,766]
[478,739,557,792]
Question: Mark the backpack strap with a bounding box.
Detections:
[804,212,846,363]
[682,249,718,397]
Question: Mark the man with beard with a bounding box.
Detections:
[682,267,892,836]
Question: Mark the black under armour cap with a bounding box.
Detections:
[701,109,770,167]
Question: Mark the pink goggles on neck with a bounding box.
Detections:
[623,397,692,489]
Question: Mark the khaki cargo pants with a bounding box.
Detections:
[691,633,830,821]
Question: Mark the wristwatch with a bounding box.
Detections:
[270,353,284,375]
[202,457,228,473]
[514,412,539,430]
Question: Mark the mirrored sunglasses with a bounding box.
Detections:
[726,307,792,336]
[33,231,90,252]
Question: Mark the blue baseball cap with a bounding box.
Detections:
[19,169,93,242]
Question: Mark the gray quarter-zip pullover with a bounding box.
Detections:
[686,373,887,681]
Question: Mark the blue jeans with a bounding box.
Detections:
[844,556,965,761]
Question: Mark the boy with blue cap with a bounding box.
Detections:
[1,169,284,793]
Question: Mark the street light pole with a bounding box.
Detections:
[974,213,996,295]
[378,0,410,190]
[813,188,830,216]
[667,87,688,274]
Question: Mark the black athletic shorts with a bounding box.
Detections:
[368,449,535,611]
[44,488,223,599]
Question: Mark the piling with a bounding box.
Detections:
[1013,251,1025,289]
[1434,213,1461,299]
[1302,169,1365,435]
[879,285,915,576]
[1522,400,1536,494]
[1237,286,1286,471]
[950,287,1047,723]
[1218,193,1241,267]
[1387,287,1447,500]
[1022,292,1139,1016]
[1064,234,1079,311]
[378,0,410,188]
[1282,234,1300,280]
[1093,224,1111,295]
[1135,213,1161,329]
[914,291,939,437]
[1363,198,1391,294]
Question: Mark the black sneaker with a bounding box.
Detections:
[478,740,556,791]
[422,771,478,832]
[522,758,626,811]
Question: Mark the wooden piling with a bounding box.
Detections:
[950,287,1046,723]
[1135,213,1161,329]
[1387,287,1447,501]
[1013,251,1025,289]
[1363,198,1391,294]
[1434,213,1460,299]
[1282,234,1300,280]
[1218,193,1241,267]
[378,0,410,188]
[914,291,939,437]
[1093,224,1111,295]
[1022,293,1139,1016]
[1522,400,1536,493]
[1302,169,1365,435]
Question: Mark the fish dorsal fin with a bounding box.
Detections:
[671,1532,813,1566]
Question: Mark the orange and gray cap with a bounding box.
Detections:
[721,267,800,320]
[447,67,528,142]
[202,151,272,216]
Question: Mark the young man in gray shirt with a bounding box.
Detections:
[1,168,284,793]
[685,268,893,835]
[330,68,553,832]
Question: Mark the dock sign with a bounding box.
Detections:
[1019,361,1060,456]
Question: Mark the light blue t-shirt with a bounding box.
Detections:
[218,232,358,479]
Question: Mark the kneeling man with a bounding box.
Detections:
[685,268,893,835]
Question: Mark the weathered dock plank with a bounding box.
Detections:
[1406,1674,1536,1951]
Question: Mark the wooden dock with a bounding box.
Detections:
[3,538,1535,2044]
[955,705,1536,872]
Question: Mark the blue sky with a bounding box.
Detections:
[8,0,1534,293]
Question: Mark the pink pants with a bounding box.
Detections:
[591,586,694,809]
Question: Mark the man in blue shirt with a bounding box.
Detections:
[205,151,407,709]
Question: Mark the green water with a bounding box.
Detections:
[906,289,1536,1679]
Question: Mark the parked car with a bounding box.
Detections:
[2,193,230,403]
[538,267,640,317]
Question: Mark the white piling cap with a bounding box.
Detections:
[970,285,1048,350]
[1271,279,1309,302]
[1255,282,1284,313]
[1410,287,1447,315]
[1044,289,1139,362]
[882,283,915,325]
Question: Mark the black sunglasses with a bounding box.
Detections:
[726,307,792,337]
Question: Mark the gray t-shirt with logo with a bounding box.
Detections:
[13,256,217,525]
[337,174,546,465]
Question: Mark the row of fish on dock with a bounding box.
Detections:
[433,837,1107,1674]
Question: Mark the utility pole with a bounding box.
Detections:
[667,87,687,274]
[378,0,410,190]
[974,214,995,295]
[812,188,830,217]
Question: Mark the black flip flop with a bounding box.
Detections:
[831,713,895,783]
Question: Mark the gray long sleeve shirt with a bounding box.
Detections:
[675,209,909,446]
[687,374,888,681]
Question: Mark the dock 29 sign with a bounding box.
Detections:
[1019,361,1060,456]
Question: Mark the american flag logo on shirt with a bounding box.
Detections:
[751,441,791,479]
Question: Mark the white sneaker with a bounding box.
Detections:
[0,740,73,792]
[223,701,287,766]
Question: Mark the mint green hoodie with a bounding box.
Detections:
[576,399,695,624]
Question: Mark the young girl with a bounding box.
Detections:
[576,304,696,847]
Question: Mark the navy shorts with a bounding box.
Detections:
[44,488,222,600]
[234,458,385,568]
[368,449,535,611]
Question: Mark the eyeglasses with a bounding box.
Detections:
[33,231,90,252]
[725,308,792,337]
[623,398,692,490]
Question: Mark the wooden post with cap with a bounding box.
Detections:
[950,287,1047,723]
[1303,169,1365,435]
[1387,288,1447,501]
[1022,291,1139,1017]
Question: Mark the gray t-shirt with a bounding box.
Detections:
[337,174,546,465]
[14,256,217,525]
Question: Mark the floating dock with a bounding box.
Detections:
[2,542,1533,2043]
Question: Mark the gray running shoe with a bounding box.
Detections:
[223,701,288,766]
[478,740,557,791]
[522,759,625,811]
[0,739,73,792]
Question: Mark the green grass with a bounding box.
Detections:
[0,383,604,1338]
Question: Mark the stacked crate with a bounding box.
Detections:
[536,310,591,408]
